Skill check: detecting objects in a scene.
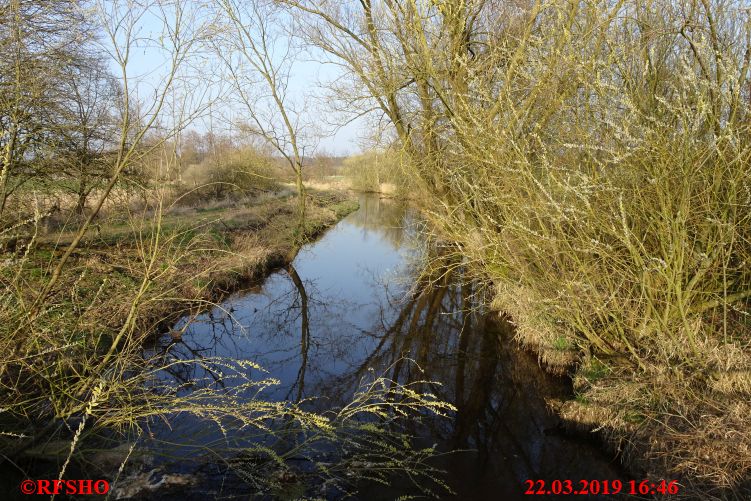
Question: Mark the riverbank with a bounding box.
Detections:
[0,188,358,463]
[488,281,751,500]
[27,189,357,335]
[405,198,751,500]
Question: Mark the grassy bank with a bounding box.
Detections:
[48,189,357,334]
[0,188,358,463]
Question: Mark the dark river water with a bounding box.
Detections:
[2,194,628,500]
[131,194,628,499]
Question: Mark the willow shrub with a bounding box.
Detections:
[391,0,751,493]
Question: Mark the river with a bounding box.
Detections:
[126,193,627,499]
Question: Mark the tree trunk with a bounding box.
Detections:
[74,185,88,215]
[294,162,306,234]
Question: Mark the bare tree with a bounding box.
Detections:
[273,0,439,192]
[53,55,122,214]
[214,0,314,232]
[0,0,92,217]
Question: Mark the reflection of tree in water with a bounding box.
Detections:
[149,309,248,396]
[285,264,309,403]
[148,264,369,406]
[346,195,417,249]
[314,261,625,497]
[319,262,494,417]
[152,252,599,485]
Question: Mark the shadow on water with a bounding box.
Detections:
[133,194,628,498]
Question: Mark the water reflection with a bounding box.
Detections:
[347,271,626,500]
[142,194,625,499]
[284,264,309,403]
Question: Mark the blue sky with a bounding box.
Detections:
[102,1,365,156]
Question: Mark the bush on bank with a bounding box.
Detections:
[334,1,751,496]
